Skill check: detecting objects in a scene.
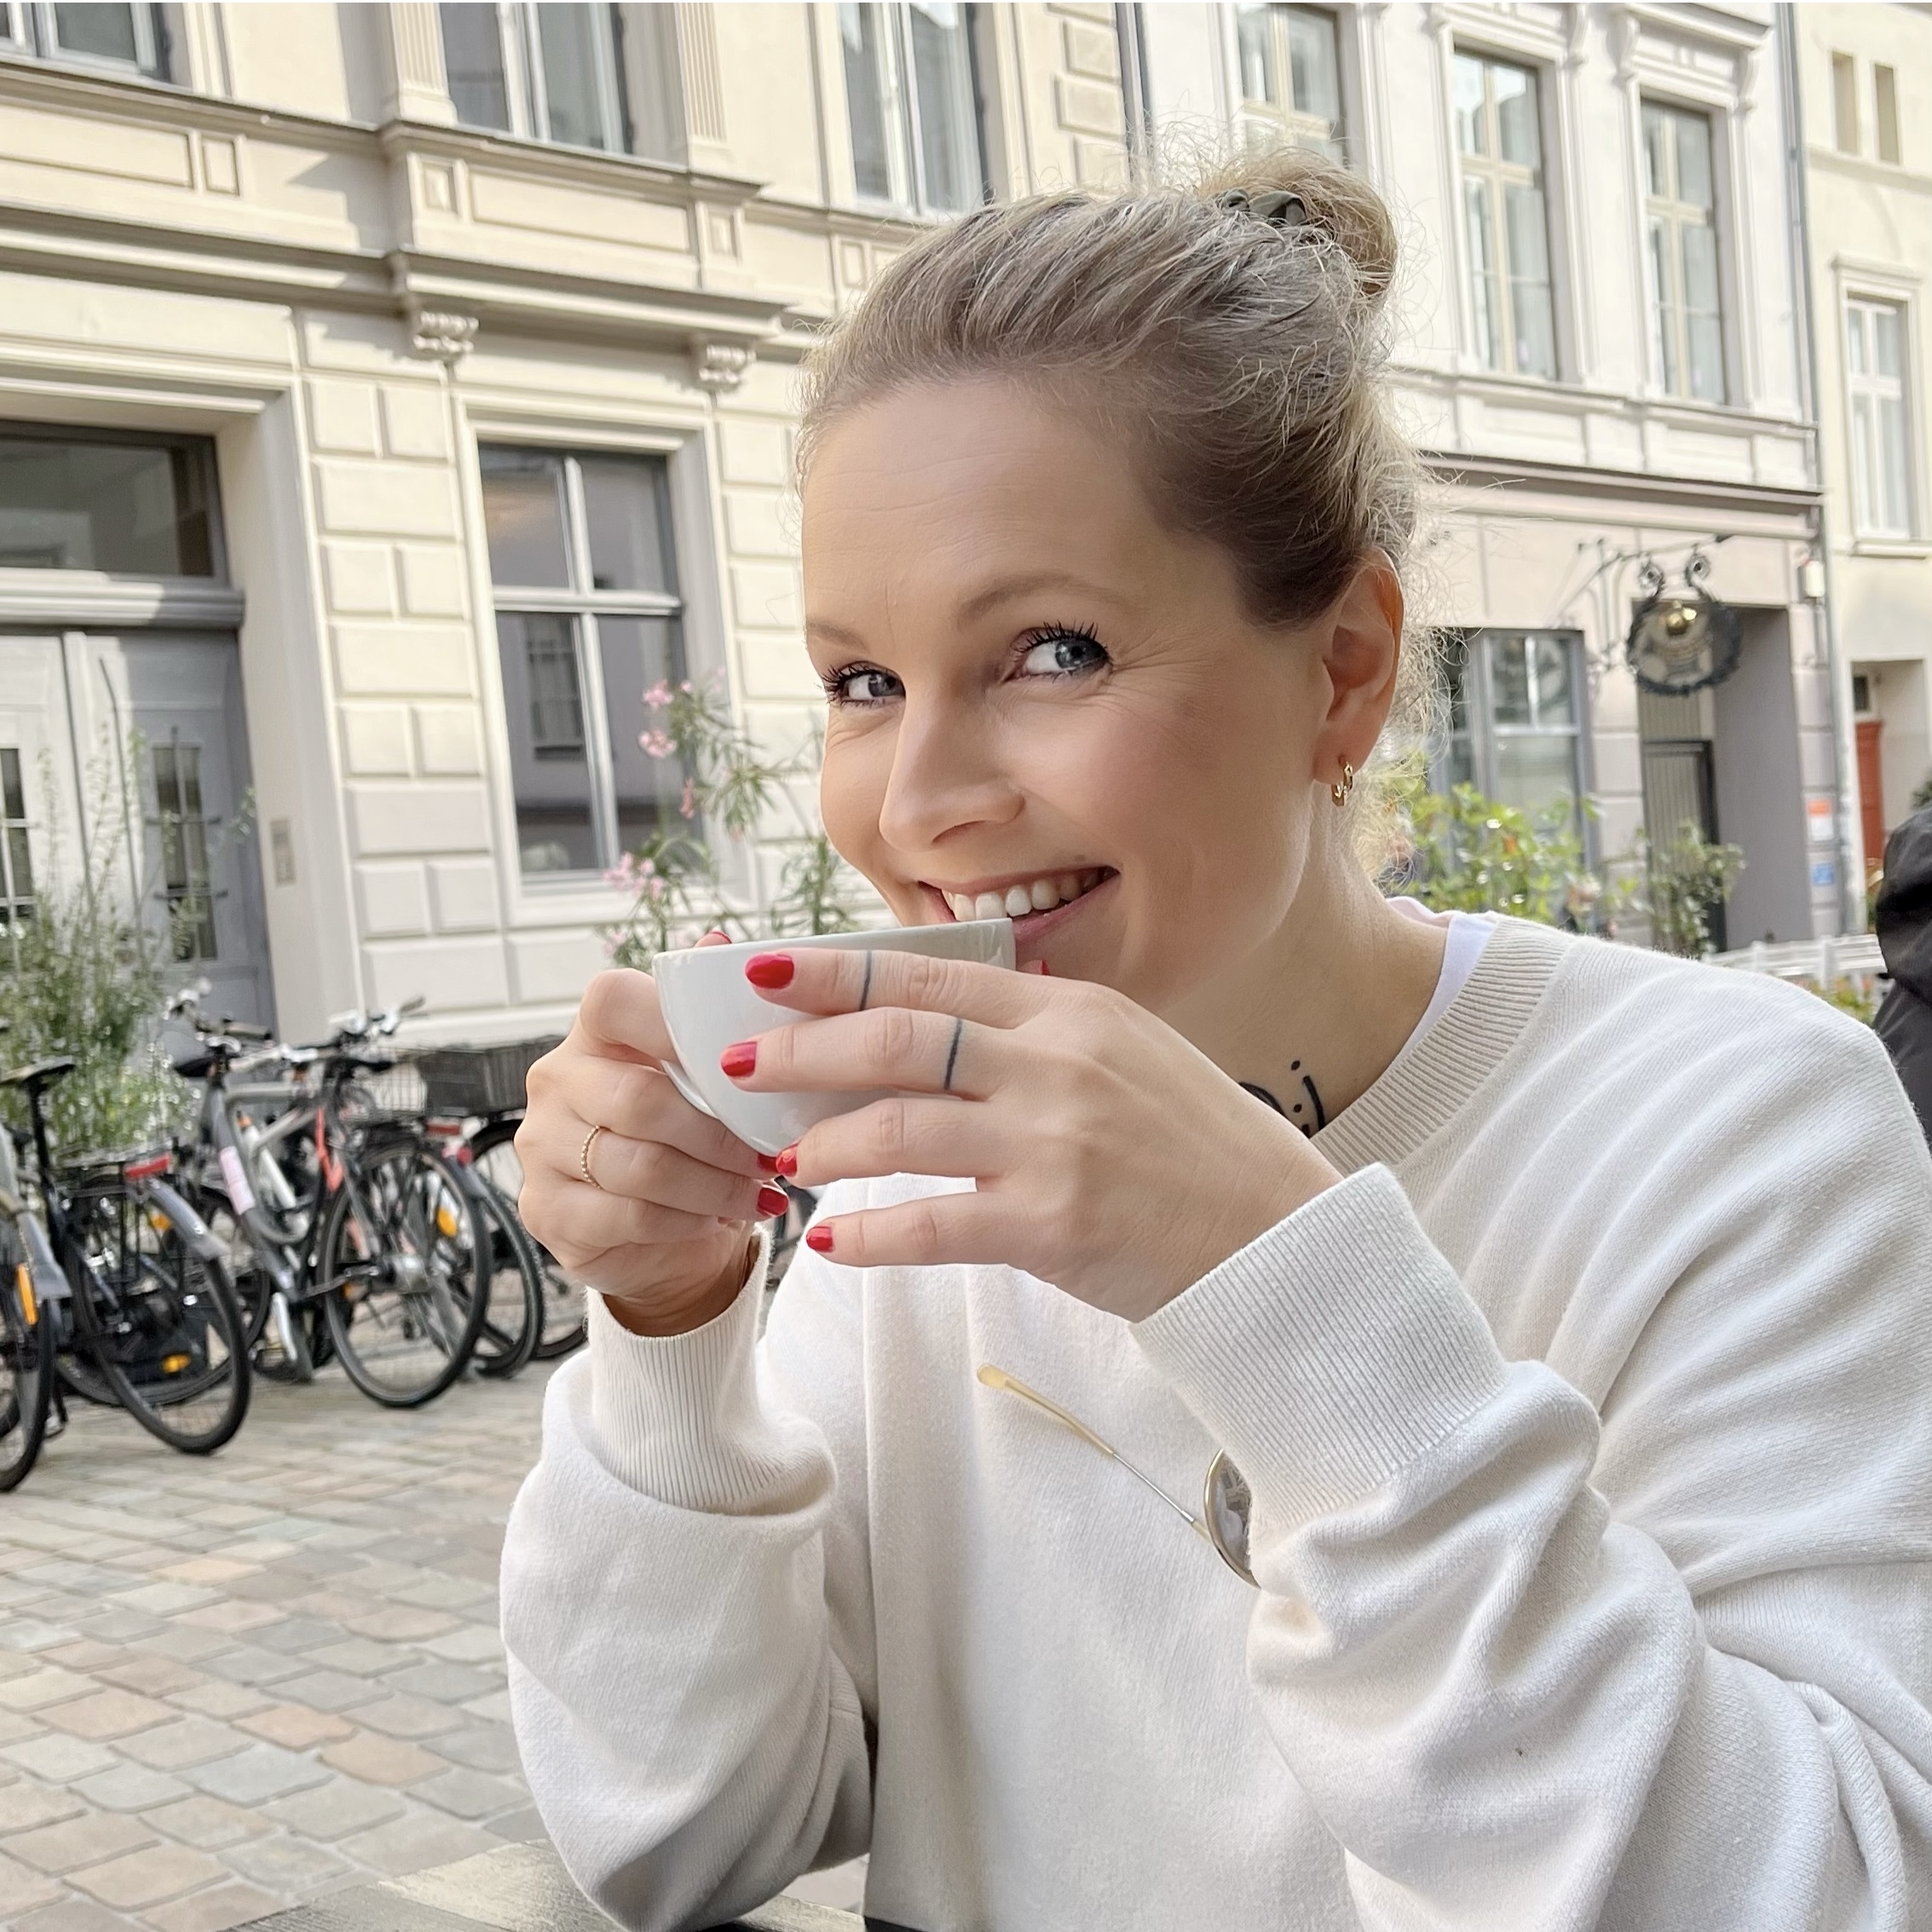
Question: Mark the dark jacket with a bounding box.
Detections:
[1875,807,1932,1145]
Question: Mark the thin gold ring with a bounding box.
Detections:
[579,1123,607,1191]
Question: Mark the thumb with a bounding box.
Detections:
[696,928,733,949]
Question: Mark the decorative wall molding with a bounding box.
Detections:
[675,4,728,147]
[689,337,756,393]
[385,1,457,125]
[407,306,480,361]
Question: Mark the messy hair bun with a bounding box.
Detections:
[797,144,1429,824]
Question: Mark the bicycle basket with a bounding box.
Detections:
[410,1037,562,1117]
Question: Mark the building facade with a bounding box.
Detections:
[0,3,1860,1047]
[1789,2,1932,887]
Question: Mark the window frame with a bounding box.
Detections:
[480,443,689,884]
[1430,629,1591,839]
[0,744,35,962]
[1233,4,1347,160]
[0,3,168,78]
[1844,293,1917,541]
[1451,47,1559,382]
[1641,96,1728,406]
[438,3,632,154]
[839,1,989,218]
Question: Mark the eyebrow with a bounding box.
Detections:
[805,572,1126,652]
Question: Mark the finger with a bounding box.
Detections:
[568,1058,769,1177]
[574,967,676,1064]
[800,1189,1017,1271]
[787,1095,1005,1190]
[741,946,1048,1029]
[519,1170,724,1252]
[553,1116,776,1224]
[728,1006,998,1100]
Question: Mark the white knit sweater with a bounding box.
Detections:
[502,919,1932,1932]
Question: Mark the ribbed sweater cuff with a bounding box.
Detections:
[585,1228,812,1514]
[1134,1165,1506,1527]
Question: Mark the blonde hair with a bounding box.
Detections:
[795,146,1435,842]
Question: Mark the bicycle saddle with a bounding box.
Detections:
[0,1056,76,1091]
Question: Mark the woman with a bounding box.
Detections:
[503,150,1932,1931]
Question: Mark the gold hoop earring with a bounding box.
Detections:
[1330,762,1355,808]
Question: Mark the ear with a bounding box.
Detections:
[1311,553,1404,787]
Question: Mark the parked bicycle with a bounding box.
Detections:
[170,992,492,1408]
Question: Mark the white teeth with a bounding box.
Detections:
[944,891,971,920]
[1029,878,1058,911]
[940,871,1105,921]
[973,891,1006,921]
[1057,874,1080,903]
[1004,885,1032,917]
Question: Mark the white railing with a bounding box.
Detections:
[1705,933,1887,988]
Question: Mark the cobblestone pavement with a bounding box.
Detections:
[0,1359,558,1931]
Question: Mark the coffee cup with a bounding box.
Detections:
[649,919,1016,1155]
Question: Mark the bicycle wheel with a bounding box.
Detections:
[0,1229,54,1491]
[319,1138,489,1407]
[468,1174,541,1380]
[469,1118,585,1359]
[65,1182,251,1455]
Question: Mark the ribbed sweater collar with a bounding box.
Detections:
[1312,915,1572,1176]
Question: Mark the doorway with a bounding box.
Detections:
[0,630,273,1025]
[1638,685,1726,953]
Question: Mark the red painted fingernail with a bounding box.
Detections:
[756,1152,780,1174]
[805,1225,834,1254]
[720,1041,757,1078]
[758,1184,789,1219]
[1022,960,1046,976]
[775,1144,799,1179]
[745,953,794,989]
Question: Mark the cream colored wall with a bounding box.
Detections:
[1796,3,1932,856]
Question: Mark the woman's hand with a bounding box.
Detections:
[726,948,1340,1322]
[516,942,787,1336]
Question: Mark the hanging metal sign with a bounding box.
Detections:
[1624,551,1742,695]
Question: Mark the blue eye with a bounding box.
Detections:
[826,666,903,706]
[1018,629,1109,678]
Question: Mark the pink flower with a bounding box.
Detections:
[642,682,672,709]
[602,853,639,891]
[679,778,697,820]
[640,730,674,760]
[647,875,667,902]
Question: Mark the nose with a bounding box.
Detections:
[877,695,1023,856]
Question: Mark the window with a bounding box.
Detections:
[1846,297,1913,539]
[437,4,676,158]
[1876,63,1900,165]
[481,446,688,879]
[0,747,33,953]
[0,428,216,575]
[1832,51,1858,153]
[840,3,985,215]
[1235,6,1343,159]
[1452,52,1556,380]
[153,737,217,960]
[0,3,169,76]
[1642,101,1725,403]
[1436,631,1585,823]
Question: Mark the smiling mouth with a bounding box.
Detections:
[928,868,1113,923]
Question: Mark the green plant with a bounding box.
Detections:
[603,678,865,967]
[1634,820,1746,959]
[1391,780,1619,930]
[1912,770,1932,813]
[0,738,211,1156]
[1802,977,1878,1026]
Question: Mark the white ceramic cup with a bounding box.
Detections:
[649,919,1016,1156]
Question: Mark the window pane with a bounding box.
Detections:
[480,448,571,587]
[1648,219,1677,392]
[441,4,512,130]
[581,456,676,594]
[536,3,615,150]
[1,746,34,926]
[1504,183,1555,377]
[0,432,212,574]
[1487,633,1532,724]
[841,3,896,200]
[1465,181,1500,371]
[1852,392,1877,529]
[1873,303,1903,380]
[1681,224,1723,401]
[1672,108,1713,211]
[1453,54,1485,156]
[1493,62,1538,166]
[1237,5,1275,105]
[1531,635,1574,724]
[499,614,597,874]
[908,0,981,214]
[52,3,139,64]
[1493,731,1578,817]
[599,615,687,854]
[1846,304,1868,377]
[1284,8,1340,126]
[1879,394,1912,533]
[1641,103,1668,197]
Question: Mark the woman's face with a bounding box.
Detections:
[801,381,1365,1015]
